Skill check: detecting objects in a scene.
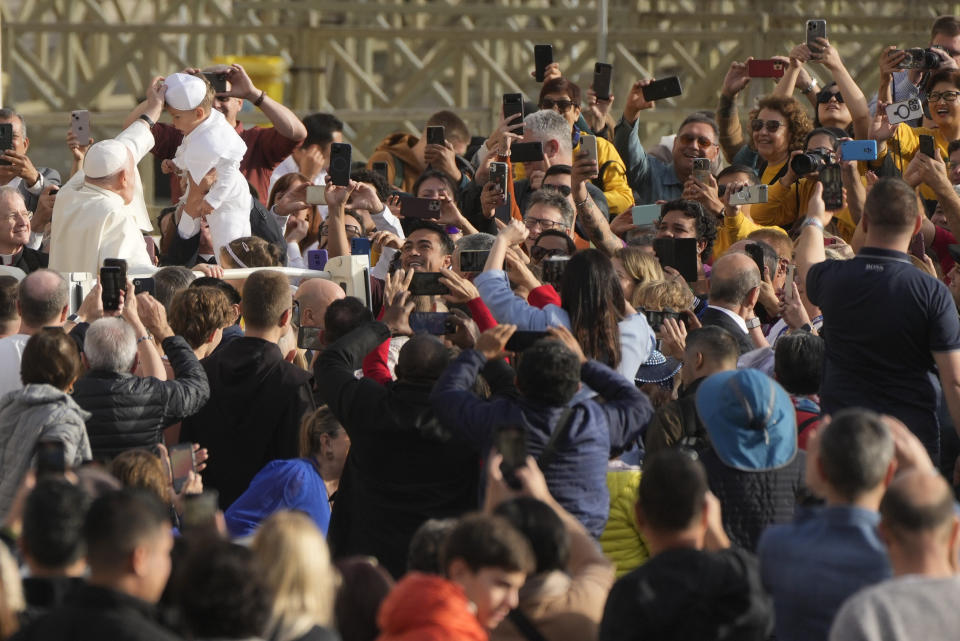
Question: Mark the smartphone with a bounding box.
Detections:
[652,237,699,282]
[784,264,797,302]
[182,491,220,530]
[886,97,923,125]
[745,243,767,279]
[401,196,443,219]
[489,162,509,195]
[298,325,324,350]
[168,443,196,494]
[510,142,545,163]
[35,440,66,476]
[541,256,569,286]
[350,237,372,256]
[372,161,389,180]
[71,110,91,142]
[819,164,844,211]
[746,59,786,78]
[579,135,598,165]
[505,330,549,352]
[691,158,711,183]
[103,258,128,284]
[503,93,525,136]
[839,139,878,162]
[495,425,527,490]
[593,62,613,101]
[919,134,937,160]
[409,272,450,296]
[806,19,827,53]
[643,309,680,333]
[641,76,682,102]
[426,125,445,146]
[305,185,326,205]
[409,311,454,335]
[307,249,328,270]
[729,184,769,205]
[909,232,926,261]
[631,203,661,226]
[329,142,352,187]
[202,71,227,93]
[0,123,12,165]
[459,250,489,273]
[534,44,553,82]
[133,277,155,296]
[100,266,124,312]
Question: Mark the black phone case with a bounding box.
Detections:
[594,63,613,100]
[0,124,13,166]
[653,237,698,282]
[503,94,524,135]
[426,126,445,146]
[409,273,450,296]
[510,142,545,163]
[505,331,549,352]
[641,77,682,102]
[329,143,352,186]
[534,45,553,82]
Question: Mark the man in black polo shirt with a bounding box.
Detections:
[796,179,960,464]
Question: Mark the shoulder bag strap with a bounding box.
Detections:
[537,407,575,470]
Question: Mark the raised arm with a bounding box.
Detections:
[222,64,306,142]
[795,182,831,306]
[717,61,752,163]
[122,76,167,129]
[572,151,622,256]
[815,38,872,140]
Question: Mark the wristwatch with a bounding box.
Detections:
[800,322,814,333]
[745,317,761,330]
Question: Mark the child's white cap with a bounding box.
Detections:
[83,140,129,178]
[164,73,208,111]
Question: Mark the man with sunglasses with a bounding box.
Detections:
[614,79,721,206]
[131,62,307,205]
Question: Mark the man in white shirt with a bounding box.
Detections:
[48,78,166,276]
[0,269,69,398]
[267,112,344,207]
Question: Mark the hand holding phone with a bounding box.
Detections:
[534,45,554,82]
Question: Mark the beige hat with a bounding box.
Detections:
[164,72,207,111]
[83,140,129,179]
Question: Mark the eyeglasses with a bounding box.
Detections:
[531,245,569,261]
[677,132,718,148]
[540,98,577,113]
[541,183,572,197]
[524,216,566,231]
[816,91,845,104]
[2,211,31,224]
[928,91,960,104]
[320,224,362,237]
[750,119,784,133]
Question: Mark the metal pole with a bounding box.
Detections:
[597,0,608,62]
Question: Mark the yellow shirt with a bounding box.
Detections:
[881,123,950,200]
[714,207,789,257]
[753,177,857,241]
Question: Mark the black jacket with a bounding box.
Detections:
[701,447,806,551]
[73,336,210,461]
[315,322,483,578]
[698,307,753,355]
[180,337,314,509]
[161,197,286,267]
[11,583,183,641]
[11,247,48,274]
[20,576,85,626]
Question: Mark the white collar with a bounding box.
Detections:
[80,182,125,205]
[707,304,748,333]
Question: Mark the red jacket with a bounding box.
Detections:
[377,573,487,641]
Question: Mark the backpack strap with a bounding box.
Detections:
[507,609,550,641]
[536,407,576,470]
[797,413,820,432]
[591,159,619,192]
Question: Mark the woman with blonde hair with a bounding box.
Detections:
[613,247,664,305]
[632,279,695,313]
[251,511,339,641]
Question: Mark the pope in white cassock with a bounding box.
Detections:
[48,77,167,276]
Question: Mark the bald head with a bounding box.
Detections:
[396,334,451,383]
[18,269,68,329]
[295,278,346,330]
[881,470,956,546]
[709,252,760,307]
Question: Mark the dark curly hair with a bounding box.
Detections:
[658,199,718,262]
[748,95,812,155]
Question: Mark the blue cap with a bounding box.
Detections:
[695,369,797,471]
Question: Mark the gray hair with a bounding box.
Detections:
[819,409,895,501]
[84,318,137,373]
[153,266,196,310]
[526,189,574,230]
[523,110,573,158]
[18,269,68,327]
[709,257,760,306]
[0,108,26,139]
[455,233,496,253]
[0,185,24,207]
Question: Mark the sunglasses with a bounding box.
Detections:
[750,119,784,133]
[816,90,845,104]
[540,97,577,113]
[541,183,572,197]
[531,245,570,261]
[677,132,718,148]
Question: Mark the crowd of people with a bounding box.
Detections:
[2,13,960,641]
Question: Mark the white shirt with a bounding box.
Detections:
[707,304,748,333]
[173,109,252,260]
[268,155,329,219]
[48,120,155,275]
[0,334,29,399]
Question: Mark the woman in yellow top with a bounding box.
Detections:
[876,68,960,201]
[534,77,635,216]
[716,60,812,187]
